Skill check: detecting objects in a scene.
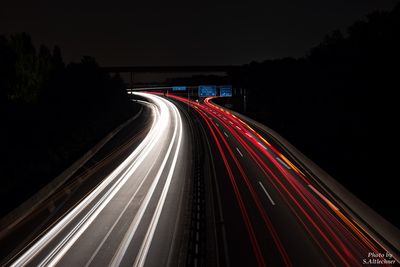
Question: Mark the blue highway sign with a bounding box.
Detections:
[172,86,187,91]
[219,85,232,97]
[199,85,217,97]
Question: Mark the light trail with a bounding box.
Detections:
[203,96,393,266]
[128,97,183,267]
[167,93,395,266]
[9,93,186,267]
[195,106,267,266]
[6,91,397,266]
[170,94,293,266]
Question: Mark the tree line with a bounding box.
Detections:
[0,33,138,217]
[223,2,400,226]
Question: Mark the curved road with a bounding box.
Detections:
[168,93,399,267]
[6,93,191,267]
[3,92,399,267]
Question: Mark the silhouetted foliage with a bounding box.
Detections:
[1,34,138,216]
[0,36,16,103]
[224,2,400,226]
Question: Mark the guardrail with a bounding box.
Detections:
[211,100,400,259]
[0,106,143,238]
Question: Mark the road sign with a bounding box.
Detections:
[199,85,217,97]
[219,85,232,97]
[172,86,187,91]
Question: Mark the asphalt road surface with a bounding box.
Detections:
[168,93,399,267]
[3,92,399,267]
[5,93,191,267]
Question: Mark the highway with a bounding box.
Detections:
[167,93,399,266]
[3,91,399,266]
[4,93,191,267]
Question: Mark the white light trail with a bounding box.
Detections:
[110,94,184,266]
[10,93,184,267]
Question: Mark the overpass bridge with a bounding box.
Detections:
[100,65,241,88]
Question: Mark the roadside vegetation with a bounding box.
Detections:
[219,3,400,226]
[0,33,139,216]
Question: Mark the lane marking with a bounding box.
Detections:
[84,157,158,267]
[44,94,171,266]
[133,103,184,267]
[223,132,229,138]
[276,157,291,169]
[10,97,164,267]
[236,147,243,157]
[229,121,233,125]
[258,181,276,206]
[257,142,267,150]
[215,123,219,127]
[235,125,241,130]
[110,97,181,267]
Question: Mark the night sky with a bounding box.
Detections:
[2,0,398,66]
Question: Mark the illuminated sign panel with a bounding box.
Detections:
[219,85,232,97]
[172,86,187,91]
[199,85,217,97]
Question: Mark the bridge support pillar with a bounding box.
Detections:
[243,88,247,113]
[130,72,134,98]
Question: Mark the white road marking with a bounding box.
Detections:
[276,157,291,169]
[236,147,243,157]
[224,132,229,137]
[10,93,182,267]
[84,158,159,267]
[258,181,276,206]
[133,102,183,267]
[257,142,267,150]
[11,100,163,267]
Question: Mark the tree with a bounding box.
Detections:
[8,33,40,103]
[0,35,16,103]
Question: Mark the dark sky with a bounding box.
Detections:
[1,0,398,66]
